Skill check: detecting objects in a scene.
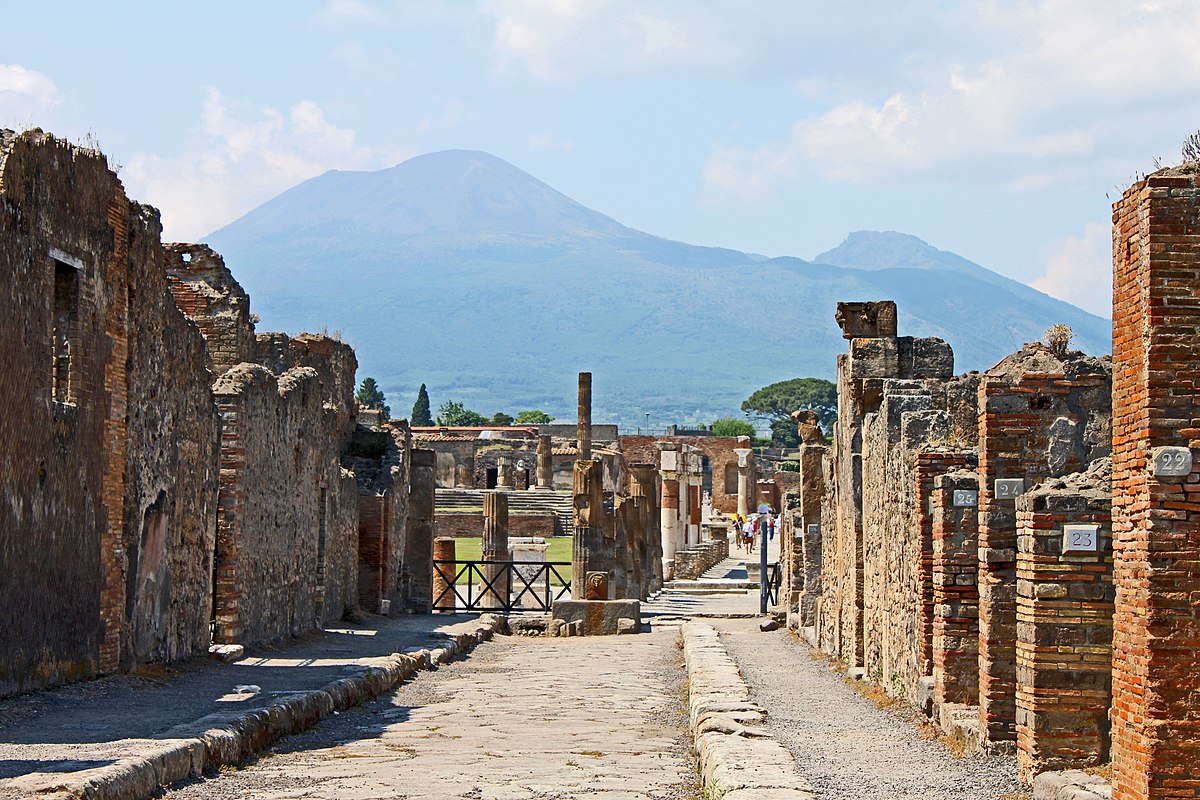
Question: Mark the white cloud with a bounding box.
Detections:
[1032,221,1112,317]
[480,0,757,80]
[528,130,572,152]
[122,89,386,241]
[0,64,60,128]
[701,1,1200,199]
[316,0,384,25]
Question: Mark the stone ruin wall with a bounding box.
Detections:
[0,130,219,695]
[618,434,745,515]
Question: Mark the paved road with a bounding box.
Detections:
[164,626,698,800]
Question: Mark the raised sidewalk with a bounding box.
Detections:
[0,613,500,800]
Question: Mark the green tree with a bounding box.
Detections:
[710,417,756,438]
[411,383,433,426]
[514,410,555,425]
[491,412,514,426]
[355,377,390,420]
[740,377,837,445]
[436,400,489,427]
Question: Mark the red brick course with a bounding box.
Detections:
[1110,169,1200,800]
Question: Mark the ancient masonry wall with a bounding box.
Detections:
[976,346,1111,742]
[167,246,362,645]
[618,434,744,515]
[1109,167,1200,800]
[0,130,219,695]
[1014,459,1113,782]
[343,423,412,615]
[931,467,981,710]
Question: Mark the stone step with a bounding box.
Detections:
[664,580,758,590]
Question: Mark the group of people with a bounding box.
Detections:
[729,508,776,553]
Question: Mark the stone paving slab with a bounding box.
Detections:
[0,613,500,800]
[161,626,696,800]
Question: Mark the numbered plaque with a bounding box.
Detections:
[1062,524,1100,554]
[994,478,1026,500]
[807,524,820,537]
[1151,446,1193,477]
[952,489,978,507]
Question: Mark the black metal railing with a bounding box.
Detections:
[767,562,782,606]
[432,560,572,613]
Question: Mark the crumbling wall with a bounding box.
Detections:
[931,468,981,710]
[210,362,357,642]
[0,130,218,695]
[976,344,1111,742]
[344,423,414,614]
[619,434,744,514]
[163,244,254,375]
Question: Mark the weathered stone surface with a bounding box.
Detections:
[551,599,641,635]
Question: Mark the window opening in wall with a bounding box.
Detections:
[52,258,80,405]
[701,456,712,495]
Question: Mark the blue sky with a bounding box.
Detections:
[4,1,1198,317]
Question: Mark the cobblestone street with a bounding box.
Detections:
[164,626,697,800]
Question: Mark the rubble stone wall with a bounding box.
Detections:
[931,468,981,709]
[0,130,218,695]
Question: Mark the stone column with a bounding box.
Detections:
[733,447,753,516]
[481,491,510,609]
[536,434,553,489]
[577,371,592,461]
[496,455,512,489]
[431,536,456,612]
[406,449,436,613]
[454,463,471,488]
[1109,168,1200,800]
[571,459,609,600]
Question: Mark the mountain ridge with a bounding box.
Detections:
[202,149,1110,429]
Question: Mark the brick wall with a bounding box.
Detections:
[618,434,744,514]
[1110,167,1200,800]
[976,346,1111,742]
[1014,460,1112,782]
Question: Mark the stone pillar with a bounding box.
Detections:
[1014,469,1112,782]
[432,536,456,612]
[1109,168,1200,800]
[481,491,510,609]
[630,463,662,593]
[536,434,553,489]
[406,449,436,613]
[454,463,471,488]
[571,459,609,600]
[931,470,980,710]
[496,455,512,489]
[733,447,753,516]
[577,371,592,461]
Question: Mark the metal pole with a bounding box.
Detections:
[759,511,770,615]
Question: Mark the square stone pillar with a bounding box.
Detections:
[931,470,981,710]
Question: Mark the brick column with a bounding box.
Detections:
[1014,473,1112,782]
[1110,168,1200,800]
[931,470,980,709]
[432,536,456,612]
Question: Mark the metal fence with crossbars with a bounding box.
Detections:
[431,560,572,613]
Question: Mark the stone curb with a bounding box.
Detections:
[680,622,814,800]
[15,615,505,800]
[1032,769,1112,800]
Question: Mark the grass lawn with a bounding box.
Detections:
[439,536,572,585]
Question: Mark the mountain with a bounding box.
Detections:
[203,150,1110,429]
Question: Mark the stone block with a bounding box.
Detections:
[551,599,642,636]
